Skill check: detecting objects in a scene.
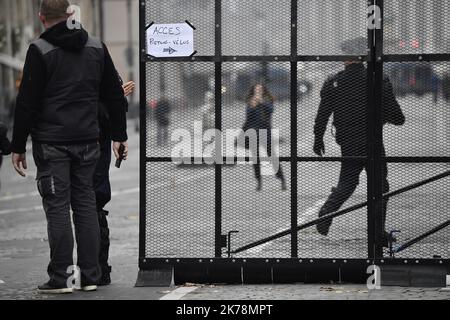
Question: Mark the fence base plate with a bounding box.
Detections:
[135,268,173,287]
[137,260,449,287]
[380,266,447,287]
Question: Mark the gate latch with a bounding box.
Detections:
[222,231,239,258]
[220,234,227,249]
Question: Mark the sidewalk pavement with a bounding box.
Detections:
[0,237,448,300]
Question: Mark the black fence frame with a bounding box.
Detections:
[137,0,450,285]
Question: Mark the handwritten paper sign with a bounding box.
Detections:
[146,23,194,58]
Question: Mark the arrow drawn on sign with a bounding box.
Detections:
[163,47,177,55]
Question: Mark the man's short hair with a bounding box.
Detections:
[40,0,71,21]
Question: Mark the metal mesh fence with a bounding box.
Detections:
[222,62,291,158]
[298,162,368,258]
[298,0,368,56]
[145,163,215,258]
[141,0,450,265]
[222,164,291,258]
[145,62,215,158]
[383,62,450,157]
[385,163,450,259]
[384,0,450,55]
[222,0,291,56]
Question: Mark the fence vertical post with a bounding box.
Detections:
[290,0,298,258]
[373,0,385,258]
[214,0,223,258]
[138,0,147,267]
[367,0,376,259]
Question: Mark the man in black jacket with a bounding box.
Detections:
[11,0,128,293]
[95,77,134,286]
[313,37,405,248]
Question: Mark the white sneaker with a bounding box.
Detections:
[74,285,98,292]
[38,283,74,294]
[81,285,97,292]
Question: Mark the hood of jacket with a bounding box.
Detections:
[40,21,88,51]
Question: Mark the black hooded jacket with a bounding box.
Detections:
[314,63,405,153]
[11,22,127,153]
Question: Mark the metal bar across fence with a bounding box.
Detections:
[232,170,450,255]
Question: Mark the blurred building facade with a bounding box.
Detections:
[0,0,40,123]
[102,0,139,116]
[0,0,103,123]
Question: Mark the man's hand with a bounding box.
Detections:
[122,81,135,97]
[12,153,27,177]
[313,138,325,157]
[113,141,128,161]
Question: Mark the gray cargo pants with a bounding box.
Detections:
[33,142,101,287]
